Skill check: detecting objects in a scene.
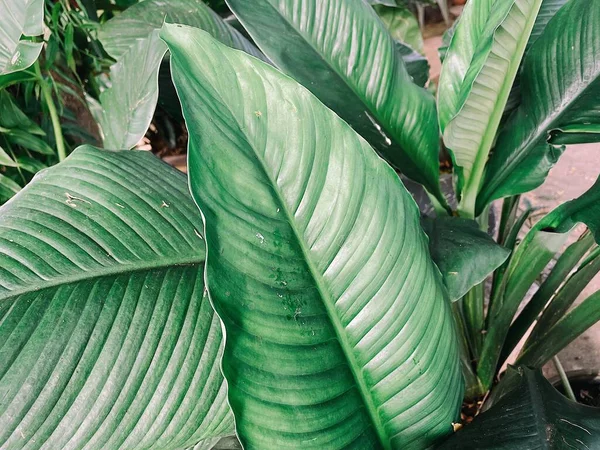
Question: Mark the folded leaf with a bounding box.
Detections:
[0,0,44,75]
[226,0,445,202]
[163,23,463,449]
[422,217,510,301]
[478,0,600,211]
[97,0,266,149]
[0,146,233,449]
[99,32,168,149]
[440,367,600,449]
[440,0,543,215]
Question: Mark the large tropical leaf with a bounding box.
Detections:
[0,0,44,75]
[477,0,600,212]
[438,0,543,216]
[163,24,463,449]
[478,174,600,389]
[98,32,168,149]
[0,146,233,449]
[225,0,445,203]
[96,0,266,149]
[396,42,430,88]
[98,0,264,61]
[422,217,510,301]
[441,367,600,449]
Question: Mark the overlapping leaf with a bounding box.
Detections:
[441,367,600,449]
[96,0,265,149]
[0,146,233,449]
[226,0,445,202]
[163,24,463,449]
[439,0,543,215]
[478,0,600,211]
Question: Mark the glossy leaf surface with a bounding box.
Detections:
[374,4,424,53]
[440,367,600,449]
[440,0,543,213]
[164,24,463,449]
[0,0,44,74]
[422,217,510,301]
[478,0,600,210]
[0,146,233,449]
[226,0,445,202]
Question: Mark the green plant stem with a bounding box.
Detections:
[35,63,66,161]
[452,301,485,399]
[553,356,577,402]
[463,282,485,359]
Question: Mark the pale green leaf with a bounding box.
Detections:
[373,4,424,54]
[0,0,44,75]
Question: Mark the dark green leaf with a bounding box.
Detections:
[226,0,446,203]
[163,24,463,449]
[0,146,17,167]
[15,155,47,173]
[479,174,600,389]
[0,146,233,448]
[3,129,54,155]
[422,217,510,301]
[0,90,45,135]
[396,41,430,87]
[478,0,600,211]
[440,367,600,449]
[0,173,21,201]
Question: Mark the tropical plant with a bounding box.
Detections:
[1,0,599,448]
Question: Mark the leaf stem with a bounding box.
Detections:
[552,356,577,402]
[35,62,67,161]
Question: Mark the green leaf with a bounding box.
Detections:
[437,0,495,133]
[440,367,600,449]
[226,0,446,203]
[163,23,463,449]
[98,0,265,61]
[478,174,600,389]
[518,289,600,367]
[0,90,45,135]
[99,32,168,149]
[373,4,424,54]
[0,0,44,74]
[438,0,543,215]
[422,217,510,301]
[396,42,430,87]
[15,155,47,173]
[97,0,266,149]
[477,0,600,211]
[501,231,595,363]
[0,146,17,167]
[0,146,234,449]
[2,129,54,155]
[527,0,568,51]
[0,173,21,201]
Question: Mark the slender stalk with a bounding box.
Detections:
[463,282,485,359]
[452,301,485,399]
[35,62,67,161]
[552,356,577,402]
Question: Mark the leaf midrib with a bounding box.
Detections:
[0,254,203,302]
[198,51,391,448]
